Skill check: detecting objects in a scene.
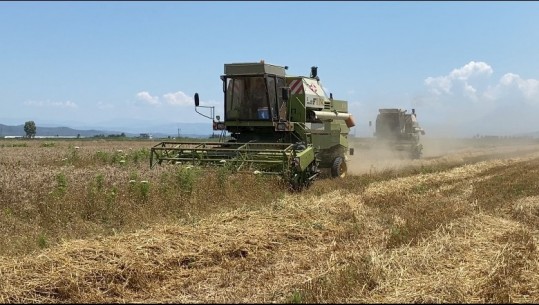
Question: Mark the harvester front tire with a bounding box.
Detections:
[410,144,422,160]
[331,156,347,178]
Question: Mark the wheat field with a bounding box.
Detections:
[1,137,539,303]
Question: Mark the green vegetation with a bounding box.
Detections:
[23,120,36,138]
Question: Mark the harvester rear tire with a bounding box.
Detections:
[331,156,347,178]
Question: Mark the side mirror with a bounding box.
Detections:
[194,93,200,107]
[281,87,290,101]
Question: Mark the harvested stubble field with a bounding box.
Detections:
[1,137,539,303]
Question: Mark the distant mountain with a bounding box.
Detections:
[0,124,131,138]
[0,121,217,139]
[83,119,215,137]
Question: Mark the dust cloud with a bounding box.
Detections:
[347,137,539,175]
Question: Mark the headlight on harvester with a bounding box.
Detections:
[213,122,226,130]
[293,157,301,170]
[274,121,294,131]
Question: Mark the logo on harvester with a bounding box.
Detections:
[308,83,318,93]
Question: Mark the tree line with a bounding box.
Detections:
[22,121,126,139]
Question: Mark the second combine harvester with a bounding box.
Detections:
[150,61,355,190]
[373,108,425,159]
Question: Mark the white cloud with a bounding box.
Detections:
[24,100,44,106]
[463,83,478,100]
[424,61,493,98]
[424,76,452,95]
[484,73,539,103]
[54,100,77,108]
[418,61,539,137]
[449,61,493,80]
[136,91,160,105]
[500,73,519,86]
[424,61,539,105]
[24,100,78,108]
[500,73,539,99]
[163,91,193,106]
[135,90,197,107]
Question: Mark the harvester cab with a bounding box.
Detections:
[374,108,425,159]
[150,61,356,189]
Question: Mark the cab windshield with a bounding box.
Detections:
[225,76,286,121]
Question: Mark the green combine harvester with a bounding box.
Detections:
[150,61,355,189]
[373,108,425,159]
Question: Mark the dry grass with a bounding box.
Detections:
[1,138,539,303]
[0,139,283,256]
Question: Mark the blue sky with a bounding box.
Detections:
[2,1,539,136]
